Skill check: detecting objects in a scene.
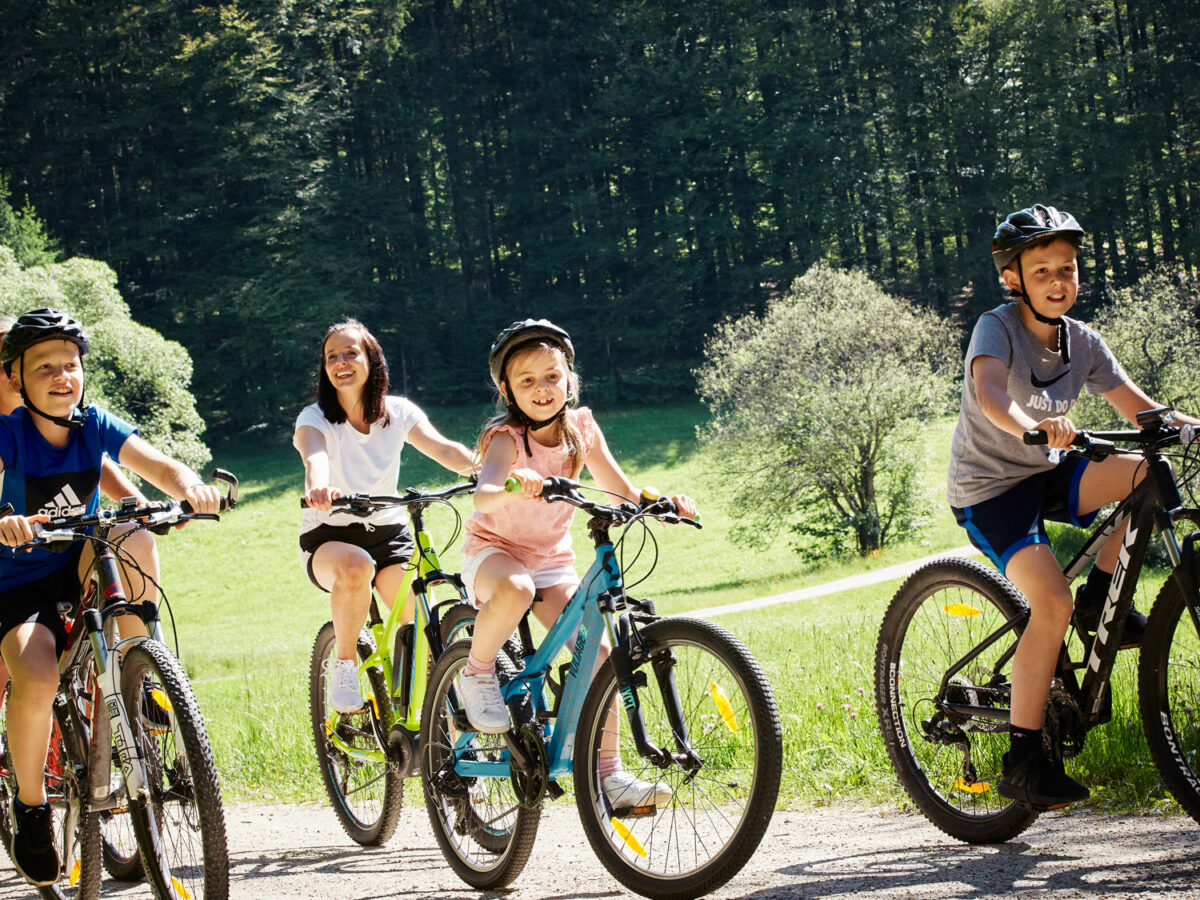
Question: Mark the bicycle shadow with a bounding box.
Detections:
[753,815,1200,898]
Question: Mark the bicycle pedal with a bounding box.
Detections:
[452,711,473,732]
[610,803,657,819]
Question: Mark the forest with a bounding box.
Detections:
[0,0,1196,431]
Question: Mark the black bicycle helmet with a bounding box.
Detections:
[1,307,89,368]
[1,307,90,429]
[488,318,574,389]
[991,205,1084,275]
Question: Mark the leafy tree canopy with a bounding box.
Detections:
[0,246,210,470]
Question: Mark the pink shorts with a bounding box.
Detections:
[460,547,579,609]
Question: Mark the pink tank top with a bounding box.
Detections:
[462,407,598,570]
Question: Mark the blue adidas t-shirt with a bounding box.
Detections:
[0,406,137,589]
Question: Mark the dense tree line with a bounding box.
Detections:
[0,0,1196,430]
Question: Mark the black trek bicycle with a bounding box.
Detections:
[876,408,1200,842]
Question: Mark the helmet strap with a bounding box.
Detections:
[17,356,87,430]
[1016,258,1071,364]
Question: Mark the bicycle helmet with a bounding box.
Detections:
[488,318,574,389]
[1,307,89,368]
[991,205,1084,275]
[1,307,90,429]
[991,205,1085,363]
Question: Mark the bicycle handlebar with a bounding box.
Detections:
[503,475,701,528]
[1022,425,1183,455]
[301,480,476,515]
[1,469,238,551]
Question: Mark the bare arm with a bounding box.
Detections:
[473,431,535,513]
[972,355,1077,450]
[583,423,697,517]
[1102,380,1200,427]
[294,424,339,511]
[117,434,220,514]
[407,417,477,477]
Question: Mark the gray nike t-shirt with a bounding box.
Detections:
[948,302,1127,508]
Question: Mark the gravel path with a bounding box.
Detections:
[3,802,1197,899]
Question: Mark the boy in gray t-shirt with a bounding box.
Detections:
[948,204,1198,811]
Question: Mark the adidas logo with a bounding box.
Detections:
[39,484,86,518]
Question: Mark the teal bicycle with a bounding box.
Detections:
[421,476,782,900]
[306,482,478,845]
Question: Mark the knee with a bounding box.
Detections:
[11,661,58,699]
[492,574,536,611]
[1031,589,1074,631]
[333,553,374,592]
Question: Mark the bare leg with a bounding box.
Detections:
[311,542,376,659]
[1,625,59,807]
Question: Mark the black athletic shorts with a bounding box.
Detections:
[0,548,83,656]
[298,522,416,592]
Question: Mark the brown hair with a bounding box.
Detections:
[316,319,391,426]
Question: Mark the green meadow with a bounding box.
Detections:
[156,404,1173,813]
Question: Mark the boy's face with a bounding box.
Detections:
[13,339,84,418]
[1004,237,1079,319]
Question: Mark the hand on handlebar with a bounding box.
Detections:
[303,485,344,512]
[1030,416,1077,450]
[0,512,49,551]
[505,468,545,500]
[184,482,223,517]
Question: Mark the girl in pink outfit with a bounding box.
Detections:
[457,318,696,809]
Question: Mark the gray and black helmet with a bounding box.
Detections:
[487,318,574,389]
[992,205,1084,274]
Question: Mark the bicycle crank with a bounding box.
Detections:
[505,724,548,808]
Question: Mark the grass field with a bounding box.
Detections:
[153,403,1176,814]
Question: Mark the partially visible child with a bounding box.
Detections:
[293,319,475,714]
[0,308,221,886]
[457,318,696,810]
[948,205,1199,810]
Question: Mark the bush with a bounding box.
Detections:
[696,264,958,557]
[0,247,210,471]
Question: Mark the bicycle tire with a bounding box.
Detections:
[420,640,540,890]
[1139,568,1200,822]
[120,639,229,900]
[0,680,102,900]
[573,616,781,900]
[99,768,141,881]
[309,622,403,846]
[875,557,1039,843]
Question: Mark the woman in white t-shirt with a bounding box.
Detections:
[294,319,475,714]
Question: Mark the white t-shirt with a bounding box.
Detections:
[294,395,427,533]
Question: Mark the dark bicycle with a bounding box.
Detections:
[876,407,1200,842]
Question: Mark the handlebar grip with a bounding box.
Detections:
[1023,430,1048,446]
[0,503,12,518]
[504,476,522,493]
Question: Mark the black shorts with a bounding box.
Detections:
[298,522,416,592]
[0,550,82,657]
[952,453,1096,575]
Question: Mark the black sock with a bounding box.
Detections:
[1009,725,1042,763]
[1080,566,1114,608]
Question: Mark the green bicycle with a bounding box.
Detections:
[306,482,478,845]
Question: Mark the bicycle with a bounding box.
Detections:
[420,475,782,900]
[0,468,237,899]
[306,481,480,846]
[875,406,1200,843]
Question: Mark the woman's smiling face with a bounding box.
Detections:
[323,329,369,396]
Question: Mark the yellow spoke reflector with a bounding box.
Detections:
[610,817,647,857]
[70,861,80,885]
[944,603,981,617]
[370,696,379,718]
[324,719,333,737]
[151,688,173,712]
[708,682,739,733]
[955,778,991,794]
[172,875,193,899]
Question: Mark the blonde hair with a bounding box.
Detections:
[476,340,584,477]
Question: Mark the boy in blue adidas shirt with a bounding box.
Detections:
[0,308,220,887]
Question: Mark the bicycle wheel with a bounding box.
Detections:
[875,557,1039,843]
[420,640,540,890]
[1139,569,1200,822]
[120,639,228,900]
[98,759,141,881]
[573,616,781,900]
[309,621,403,845]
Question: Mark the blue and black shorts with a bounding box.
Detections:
[952,454,1095,575]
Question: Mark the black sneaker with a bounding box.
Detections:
[141,677,172,732]
[9,800,60,886]
[1073,586,1147,648]
[997,752,1089,810]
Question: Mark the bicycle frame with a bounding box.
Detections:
[938,443,1200,734]
[324,500,469,763]
[453,518,642,783]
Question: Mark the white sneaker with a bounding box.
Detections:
[456,671,510,734]
[602,770,672,809]
[326,658,365,714]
